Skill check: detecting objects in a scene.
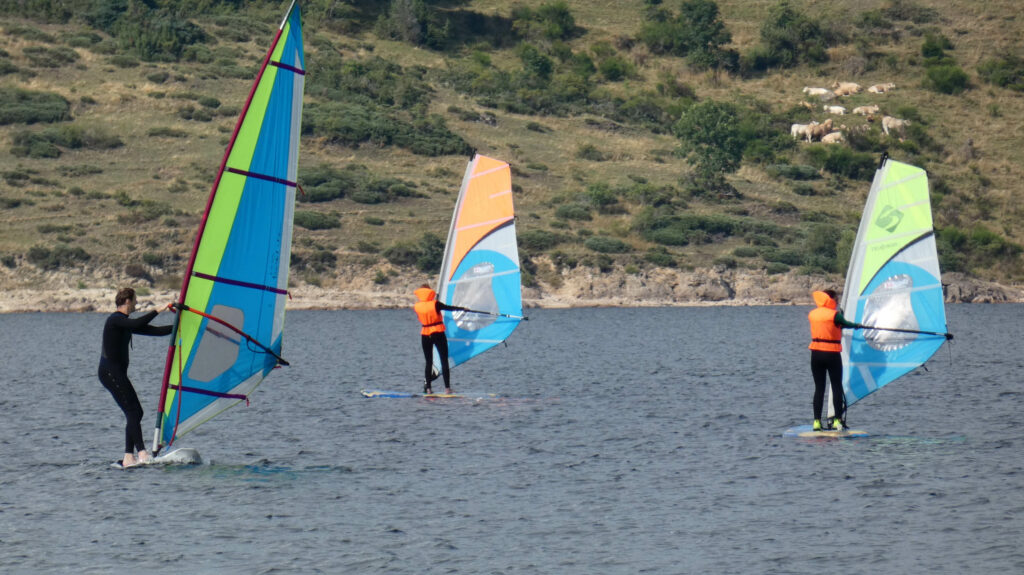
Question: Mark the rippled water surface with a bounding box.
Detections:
[1,305,1022,574]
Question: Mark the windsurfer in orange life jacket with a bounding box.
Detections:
[808,289,865,431]
[414,284,471,395]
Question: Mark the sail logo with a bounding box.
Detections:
[875,205,904,232]
[863,274,917,352]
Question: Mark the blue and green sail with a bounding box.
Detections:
[838,156,949,410]
[154,2,304,452]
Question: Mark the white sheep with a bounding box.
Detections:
[852,105,880,116]
[881,115,910,138]
[823,105,847,115]
[821,131,846,144]
[791,120,819,140]
[831,81,862,96]
[802,86,832,96]
[867,83,896,94]
[805,118,834,142]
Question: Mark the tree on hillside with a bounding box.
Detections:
[742,0,829,74]
[673,100,744,194]
[638,0,738,74]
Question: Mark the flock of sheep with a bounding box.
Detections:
[791,81,910,144]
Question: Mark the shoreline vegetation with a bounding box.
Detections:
[2,266,1019,314]
[2,1,1024,310]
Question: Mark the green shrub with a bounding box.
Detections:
[638,0,738,72]
[598,55,633,81]
[766,164,820,180]
[67,32,102,48]
[978,54,1024,92]
[198,96,221,109]
[22,45,78,68]
[58,165,103,177]
[554,203,592,221]
[6,25,56,42]
[148,127,188,137]
[146,70,170,84]
[643,247,677,267]
[519,229,566,251]
[37,223,72,234]
[109,55,140,68]
[291,248,337,272]
[382,233,444,272]
[584,236,630,253]
[511,2,579,42]
[10,132,61,158]
[576,143,607,161]
[364,216,385,226]
[142,252,163,267]
[805,146,875,180]
[302,102,471,157]
[733,246,759,258]
[742,0,830,73]
[26,244,90,270]
[765,262,789,274]
[117,200,172,224]
[0,87,71,125]
[924,64,969,95]
[294,210,341,230]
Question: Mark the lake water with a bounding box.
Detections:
[0,305,1021,574]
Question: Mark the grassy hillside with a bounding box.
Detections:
[1,0,1023,296]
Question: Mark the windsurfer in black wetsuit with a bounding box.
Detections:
[98,287,174,467]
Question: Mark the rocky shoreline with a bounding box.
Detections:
[1,261,1020,313]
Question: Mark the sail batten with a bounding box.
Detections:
[839,156,949,411]
[153,3,304,452]
[434,154,523,373]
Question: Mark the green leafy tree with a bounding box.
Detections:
[743,0,828,73]
[673,100,744,189]
[638,0,737,72]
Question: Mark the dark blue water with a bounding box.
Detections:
[0,306,1021,574]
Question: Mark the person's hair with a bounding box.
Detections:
[115,287,136,306]
[420,283,431,289]
[823,289,837,300]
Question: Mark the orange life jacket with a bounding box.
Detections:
[808,291,842,352]
[414,287,446,336]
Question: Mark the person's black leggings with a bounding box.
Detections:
[421,332,450,387]
[98,360,146,454]
[810,350,845,421]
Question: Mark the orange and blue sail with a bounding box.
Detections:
[154,2,304,451]
[435,154,523,372]
[839,155,949,409]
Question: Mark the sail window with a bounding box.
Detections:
[187,304,243,382]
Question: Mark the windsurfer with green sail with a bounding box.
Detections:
[807,289,864,431]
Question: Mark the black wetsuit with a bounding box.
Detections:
[421,301,464,388]
[97,310,171,453]
[811,309,856,422]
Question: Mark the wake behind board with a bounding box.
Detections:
[783,425,869,439]
[111,447,203,469]
[361,389,464,399]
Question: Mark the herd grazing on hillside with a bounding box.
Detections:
[792,80,911,144]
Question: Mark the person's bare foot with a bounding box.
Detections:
[445,388,454,395]
[137,450,151,464]
[122,453,138,467]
